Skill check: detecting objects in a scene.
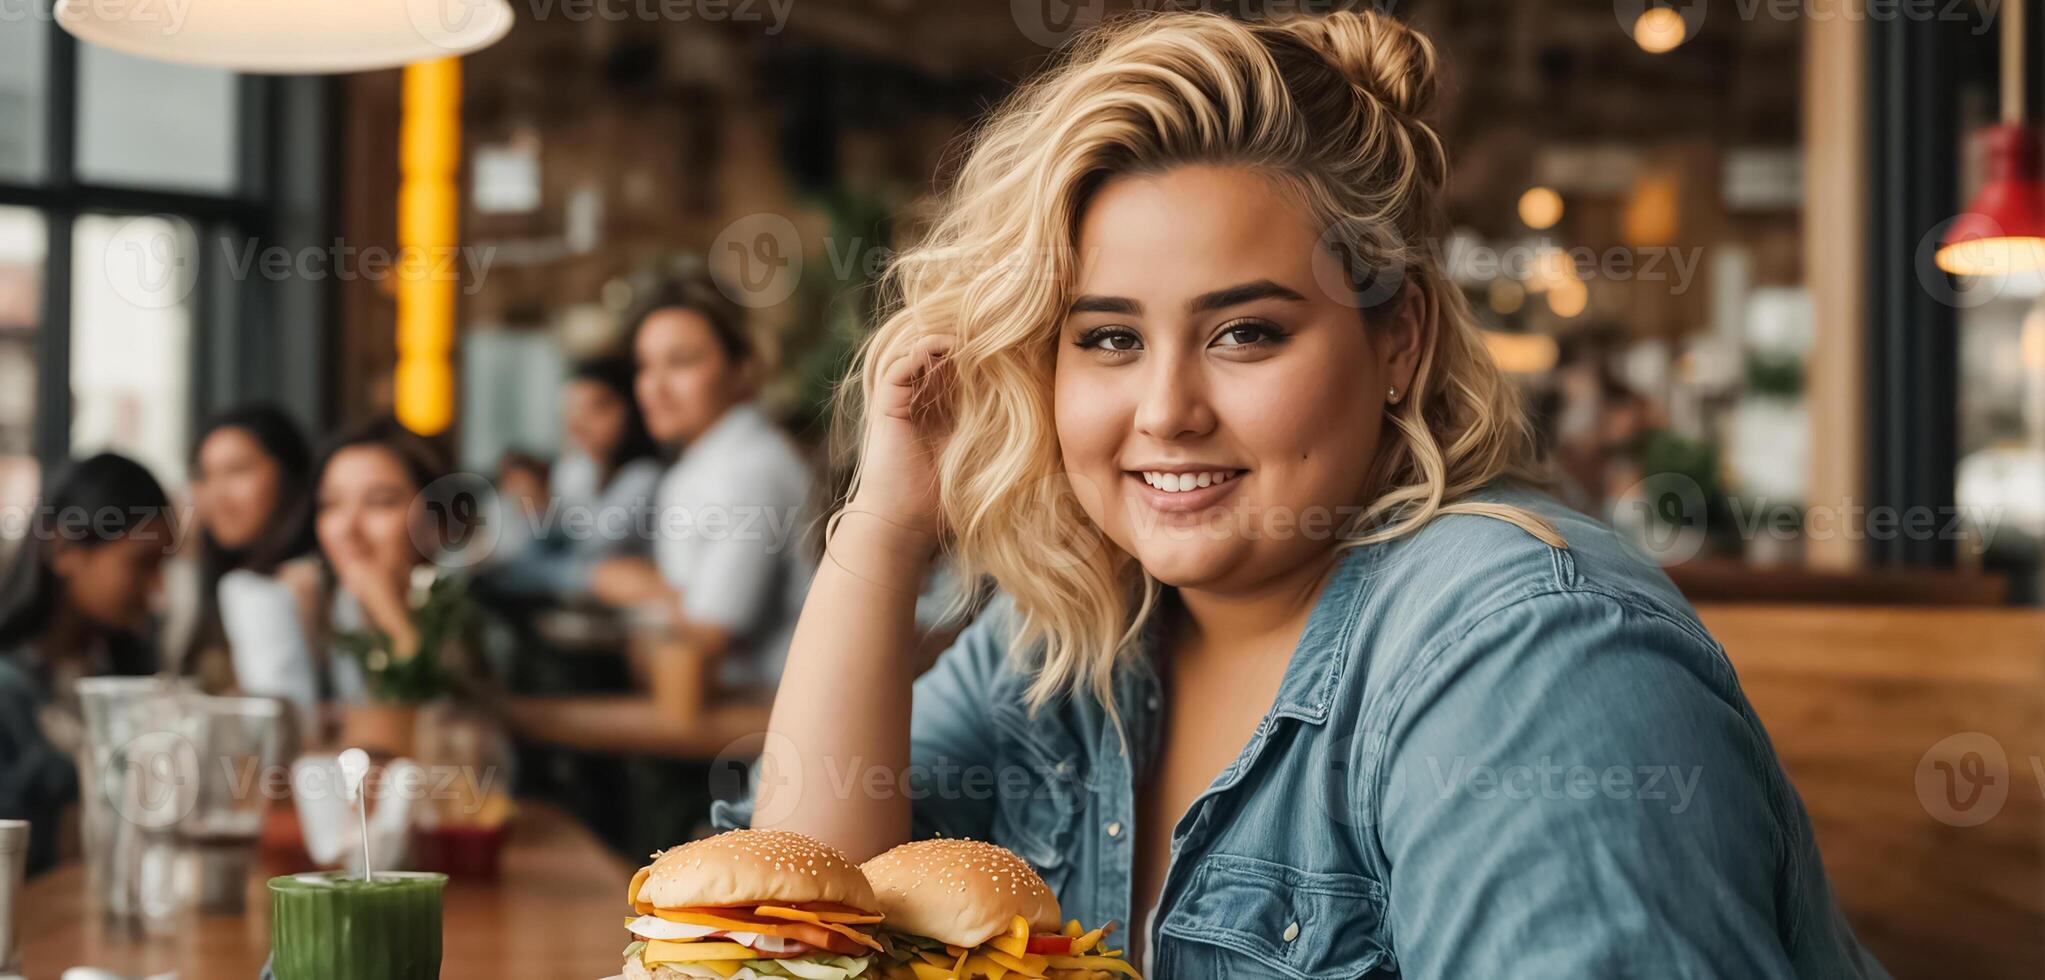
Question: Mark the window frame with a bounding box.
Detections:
[0,19,327,475]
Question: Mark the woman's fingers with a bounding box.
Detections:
[876,334,956,418]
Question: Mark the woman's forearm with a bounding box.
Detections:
[752,510,934,861]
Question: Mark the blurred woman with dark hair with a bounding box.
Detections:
[182,404,322,726]
[480,355,665,600]
[0,453,173,875]
[591,260,816,691]
[554,354,662,549]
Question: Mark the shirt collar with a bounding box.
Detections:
[1121,544,1375,735]
[1268,544,1373,725]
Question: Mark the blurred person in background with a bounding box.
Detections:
[179,404,322,733]
[0,453,173,875]
[744,10,1884,979]
[553,354,663,554]
[591,261,815,692]
[480,356,663,600]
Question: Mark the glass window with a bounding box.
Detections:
[0,12,45,181]
[77,45,237,194]
[0,207,43,559]
[71,213,195,488]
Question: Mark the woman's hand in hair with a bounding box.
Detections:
[848,332,956,543]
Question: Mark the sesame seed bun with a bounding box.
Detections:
[860,839,1061,948]
[634,829,879,912]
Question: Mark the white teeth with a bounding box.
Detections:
[1139,470,1238,493]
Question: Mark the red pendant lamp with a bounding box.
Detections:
[1937,0,2045,276]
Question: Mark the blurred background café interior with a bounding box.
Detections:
[2,1,2045,978]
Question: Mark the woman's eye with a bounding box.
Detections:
[1075,326,1142,353]
[1213,320,1285,349]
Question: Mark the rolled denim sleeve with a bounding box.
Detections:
[712,599,1015,837]
[1375,591,1814,980]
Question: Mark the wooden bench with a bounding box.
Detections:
[1699,605,2045,979]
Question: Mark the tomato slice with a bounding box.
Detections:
[1027,935,1074,955]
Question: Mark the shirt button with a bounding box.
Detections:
[1147,695,1161,711]
[1283,921,1300,943]
[1105,821,1123,838]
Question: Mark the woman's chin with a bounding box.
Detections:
[1129,542,1248,591]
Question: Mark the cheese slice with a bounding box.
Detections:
[629,868,650,907]
[643,941,761,963]
[750,906,884,952]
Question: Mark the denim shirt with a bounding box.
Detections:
[717,487,1887,979]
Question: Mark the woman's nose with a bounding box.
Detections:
[1133,353,1217,442]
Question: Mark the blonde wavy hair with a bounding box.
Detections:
[839,9,1561,716]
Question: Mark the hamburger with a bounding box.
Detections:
[620,829,886,980]
[860,839,1140,979]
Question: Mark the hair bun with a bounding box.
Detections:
[1276,10,1440,120]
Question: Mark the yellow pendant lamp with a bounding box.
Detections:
[55,0,513,74]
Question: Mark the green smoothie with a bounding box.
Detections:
[268,871,447,980]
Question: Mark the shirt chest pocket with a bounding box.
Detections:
[988,702,1087,892]
[1159,853,1390,980]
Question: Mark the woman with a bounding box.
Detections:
[313,418,480,704]
[183,404,321,726]
[591,263,816,691]
[0,453,172,875]
[483,357,664,598]
[553,354,663,557]
[740,11,1883,979]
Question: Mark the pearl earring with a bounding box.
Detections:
[1387,385,1399,403]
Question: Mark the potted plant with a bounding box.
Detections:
[334,569,473,757]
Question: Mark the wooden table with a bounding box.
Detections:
[18,803,633,980]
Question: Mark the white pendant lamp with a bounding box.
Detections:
[55,0,514,74]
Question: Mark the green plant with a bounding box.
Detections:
[334,575,471,704]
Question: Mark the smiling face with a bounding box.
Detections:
[316,445,427,583]
[193,426,284,552]
[1054,165,1422,592]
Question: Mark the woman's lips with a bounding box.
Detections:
[1124,469,1246,514]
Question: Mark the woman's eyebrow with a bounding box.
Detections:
[1067,280,1307,317]
[1188,279,1307,313]
[1069,294,1141,315]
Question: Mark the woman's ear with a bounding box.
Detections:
[1382,281,1428,397]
